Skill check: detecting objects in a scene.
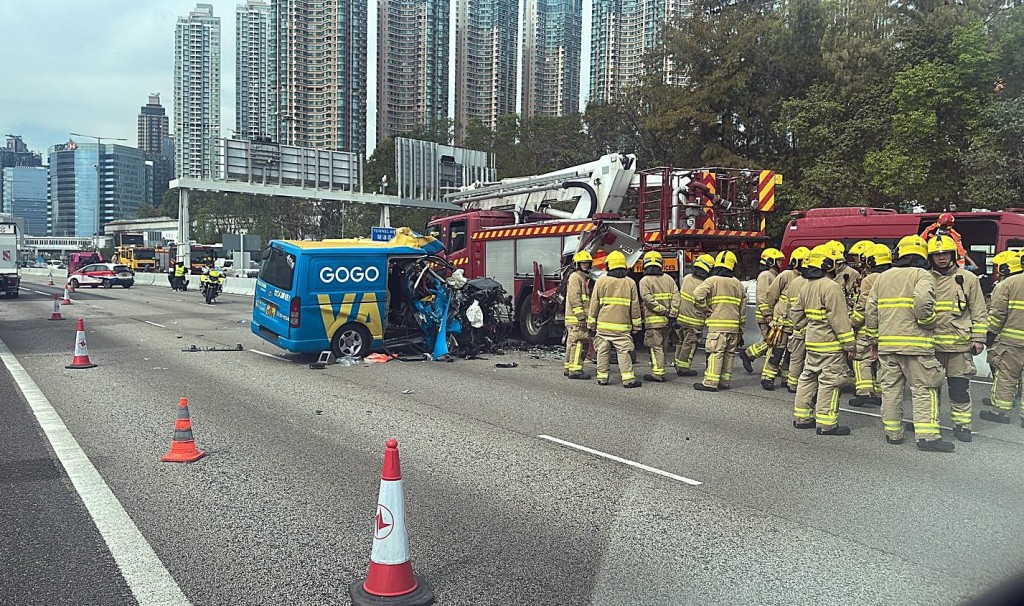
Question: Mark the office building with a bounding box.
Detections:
[48,141,146,238]
[454,0,519,142]
[174,3,221,179]
[138,93,175,205]
[521,0,582,118]
[0,135,43,210]
[376,0,450,143]
[272,0,368,154]
[2,166,48,236]
[236,0,273,142]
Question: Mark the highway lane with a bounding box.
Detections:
[2,276,1023,605]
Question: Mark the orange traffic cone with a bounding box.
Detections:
[161,398,206,463]
[47,271,54,286]
[65,318,96,369]
[49,293,64,320]
[62,286,73,305]
[350,439,434,606]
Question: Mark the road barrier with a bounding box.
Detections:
[22,267,258,296]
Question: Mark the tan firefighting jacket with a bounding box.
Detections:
[588,275,642,334]
[932,267,987,352]
[754,268,780,323]
[987,272,1024,347]
[693,275,746,334]
[639,273,680,328]
[864,266,937,355]
[789,275,855,355]
[851,272,880,330]
[766,268,799,327]
[564,269,590,326]
[779,274,808,335]
[678,273,707,329]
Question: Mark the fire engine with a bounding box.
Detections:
[427,154,780,343]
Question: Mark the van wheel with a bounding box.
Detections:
[331,323,372,359]
[518,301,551,345]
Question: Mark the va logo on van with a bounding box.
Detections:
[319,265,381,284]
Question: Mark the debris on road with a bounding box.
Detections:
[182,344,244,352]
[365,353,398,363]
[495,362,519,369]
[402,389,414,394]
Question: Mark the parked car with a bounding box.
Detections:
[67,263,135,289]
[47,260,66,270]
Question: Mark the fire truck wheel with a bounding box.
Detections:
[518,304,550,345]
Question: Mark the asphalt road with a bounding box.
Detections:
[2,276,1023,605]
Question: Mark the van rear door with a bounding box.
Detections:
[254,246,296,343]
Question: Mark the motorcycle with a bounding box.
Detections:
[200,269,224,304]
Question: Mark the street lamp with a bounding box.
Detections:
[70,132,127,250]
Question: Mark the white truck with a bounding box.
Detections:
[0,222,21,298]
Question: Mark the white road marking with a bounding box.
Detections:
[144,321,167,329]
[537,434,703,486]
[839,407,953,431]
[0,337,192,606]
[249,348,289,362]
[971,379,993,385]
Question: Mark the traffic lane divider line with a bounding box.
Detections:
[144,321,167,329]
[249,349,289,362]
[0,336,193,606]
[838,406,958,432]
[537,434,703,487]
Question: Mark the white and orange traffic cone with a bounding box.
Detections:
[65,318,96,369]
[160,398,206,463]
[47,271,54,286]
[350,439,434,606]
[62,286,73,305]
[49,293,64,320]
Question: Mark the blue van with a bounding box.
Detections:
[251,229,447,358]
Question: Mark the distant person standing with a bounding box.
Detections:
[674,254,714,376]
[692,251,746,392]
[563,250,593,380]
[638,251,680,382]
[588,251,642,388]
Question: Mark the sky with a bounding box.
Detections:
[0,0,592,161]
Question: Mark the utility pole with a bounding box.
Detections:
[69,132,127,250]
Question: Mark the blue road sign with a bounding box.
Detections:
[371,227,396,242]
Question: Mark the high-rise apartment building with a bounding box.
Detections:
[138,93,174,205]
[589,0,687,104]
[236,0,273,142]
[272,0,368,154]
[454,0,519,143]
[2,166,48,236]
[521,0,582,118]
[376,0,450,143]
[48,142,146,237]
[174,3,221,179]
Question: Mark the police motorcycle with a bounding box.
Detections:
[199,267,224,304]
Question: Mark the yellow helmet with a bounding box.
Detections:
[760,247,784,268]
[827,240,846,257]
[606,250,627,271]
[693,254,715,274]
[573,250,593,264]
[642,250,664,268]
[926,235,958,256]
[866,243,893,268]
[896,234,928,260]
[805,244,837,272]
[788,246,811,268]
[849,240,874,256]
[994,250,1022,276]
[714,250,738,271]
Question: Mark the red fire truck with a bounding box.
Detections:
[427,154,781,343]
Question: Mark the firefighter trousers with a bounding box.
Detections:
[853,335,878,396]
[744,321,771,360]
[644,327,670,378]
[988,344,1024,416]
[595,332,635,384]
[878,354,945,442]
[564,325,590,373]
[704,332,739,389]
[674,327,703,370]
[786,334,806,391]
[936,350,976,429]
[793,351,848,429]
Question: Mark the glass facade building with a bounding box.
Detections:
[47,142,146,238]
[521,0,582,118]
[2,166,48,236]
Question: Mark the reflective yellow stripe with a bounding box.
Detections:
[706,319,740,328]
[999,327,1024,343]
[680,291,696,303]
[806,340,843,352]
[918,312,937,326]
[601,297,631,306]
[972,323,987,337]
[851,310,865,323]
[646,317,669,326]
[710,296,742,305]
[883,420,903,432]
[877,336,935,348]
[934,334,970,345]
[862,328,878,338]
[632,318,643,328]
[678,315,705,326]
[597,321,630,331]
[836,331,854,343]
[571,306,584,314]
[805,309,827,319]
[653,292,674,300]
[934,300,955,311]
[878,297,914,305]
[1008,300,1024,309]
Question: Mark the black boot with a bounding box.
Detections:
[760,378,775,391]
[917,438,955,452]
[738,350,754,374]
[953,426,972,442]
[623,380,642,389]
[848,395,881,407]
[676,368,698,377]
[817,425,851,436]
[567,371,590,380]
[596,379,610,386]
[643,374,665,383]
[886,435,905,445]
[563,369,569,377]
[693,382,718,392]
[980,409,1011,424]
[787,384,797,394]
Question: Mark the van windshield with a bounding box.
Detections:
[259,247,295,290]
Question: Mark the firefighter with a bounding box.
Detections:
[754,247,806,391]
[777,247,811,393]
[563,250,593,380]
[849,243,891,407]
[981,251,1024,425]
[928,235,987,441]
[692,250,746,392]
[639,251,680,382]
[981,252,1024,411]
[846,240,875,275]
[921,212,970,268]
[738,248,785,384]
[790,245,856,435]
[588,250,642,388]
[828,240,862,310]
[675,253,714,376]
[865,234,955,452]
